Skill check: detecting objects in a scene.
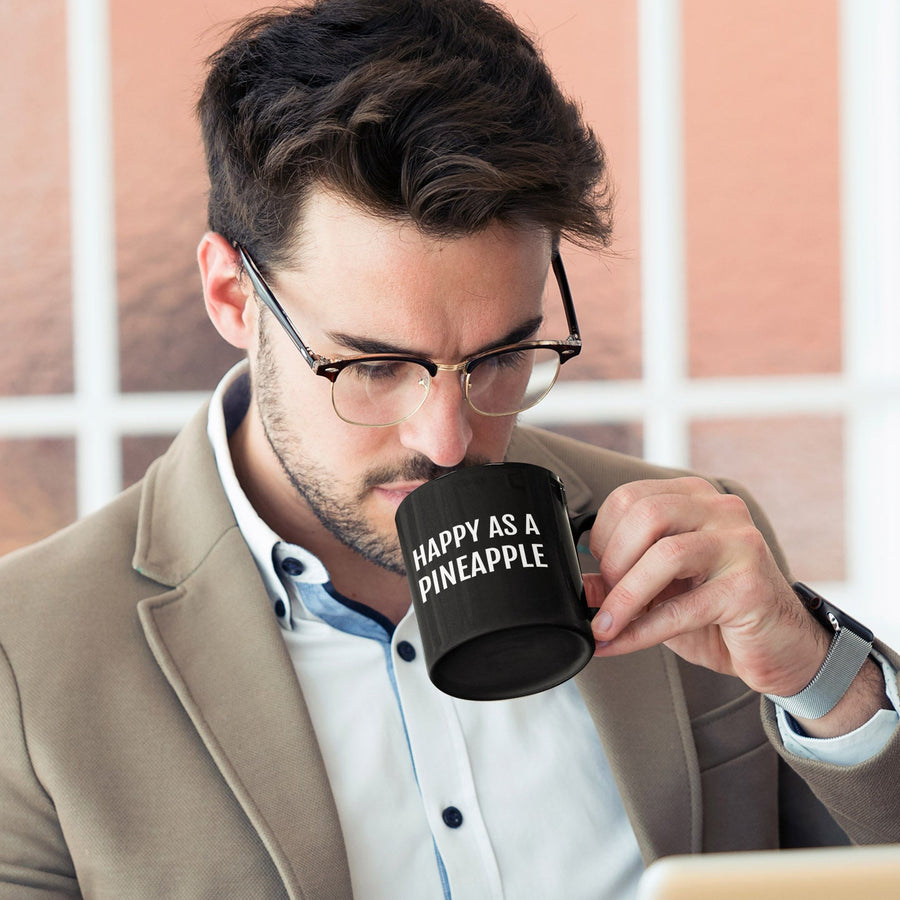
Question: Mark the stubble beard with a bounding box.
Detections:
[253,325,488,577]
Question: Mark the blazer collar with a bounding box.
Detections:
[132,401,235,589]
[133,403,352,899]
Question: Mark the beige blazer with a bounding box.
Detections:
[1,405,898,899]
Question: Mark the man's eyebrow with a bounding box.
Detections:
[325,316,545,358]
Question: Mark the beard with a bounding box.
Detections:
[253,324,489,576]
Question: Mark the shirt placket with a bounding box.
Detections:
[391,613,504,900]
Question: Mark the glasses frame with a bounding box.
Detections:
[236,243,583,426]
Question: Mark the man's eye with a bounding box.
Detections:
[349,361,408,381]
[484,349,528,370]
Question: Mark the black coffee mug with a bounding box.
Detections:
[395,462,596,700]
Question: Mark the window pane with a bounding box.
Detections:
[690,415,844,581]
[684,0,841,377]
[0,1,73,396]
[0,438,76,555]
[122,434,177,488]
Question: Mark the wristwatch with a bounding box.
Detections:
[765,582,874,719]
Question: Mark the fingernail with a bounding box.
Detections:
[594,610,613,633]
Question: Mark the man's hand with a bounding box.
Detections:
[584,477,889,737]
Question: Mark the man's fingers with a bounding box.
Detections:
[590,529,725,641]
[587,478,749,579]
[591,581,725,660]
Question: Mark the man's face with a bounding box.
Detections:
[244,189,554,574]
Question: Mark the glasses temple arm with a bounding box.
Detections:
[236,245,320,370]
[551,253,583,355]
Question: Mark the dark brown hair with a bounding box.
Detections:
[198,0,613,272]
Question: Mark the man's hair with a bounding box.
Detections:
[198,0,613,272]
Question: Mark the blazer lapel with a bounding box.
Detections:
[132,404,352,900]
[575,652,702,862]
[508,425,703,862]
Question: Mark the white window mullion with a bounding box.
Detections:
[637,0,689,468]
[840,0,900,644]
[0,393,211,440]
[66,0,121,516]
[523,373,855,428]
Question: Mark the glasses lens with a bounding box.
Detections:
[332,359,431,426]
[466,347,561,416]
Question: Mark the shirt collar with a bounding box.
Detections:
[206,361,331,627]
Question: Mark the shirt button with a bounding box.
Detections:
[441,806,463,829]
[274,599,287,619]
[396,641,417,662]
[282,557,305,576]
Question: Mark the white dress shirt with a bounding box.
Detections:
[207,362,897,898]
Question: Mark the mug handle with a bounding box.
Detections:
[569,511,597,546]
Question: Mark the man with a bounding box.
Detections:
[1,1,898,897]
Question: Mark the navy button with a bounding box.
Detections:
[442,806,463,829]
[274,599,287,619]
[397,641,417,662]
[282,557,305,576]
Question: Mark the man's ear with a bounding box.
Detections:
[197,232,257,350]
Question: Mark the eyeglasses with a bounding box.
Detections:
[236,244,583,427]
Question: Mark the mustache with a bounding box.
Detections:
[361,453,492,492]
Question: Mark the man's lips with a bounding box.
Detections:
[372,481,428,507]
[374,481,427,498]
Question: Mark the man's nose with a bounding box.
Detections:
[396,369,474,468]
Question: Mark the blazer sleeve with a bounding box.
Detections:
[716,476,900,844]
[761,638,900,846]
[0,642,80,897]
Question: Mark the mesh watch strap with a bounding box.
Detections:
[765,583,874,720]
